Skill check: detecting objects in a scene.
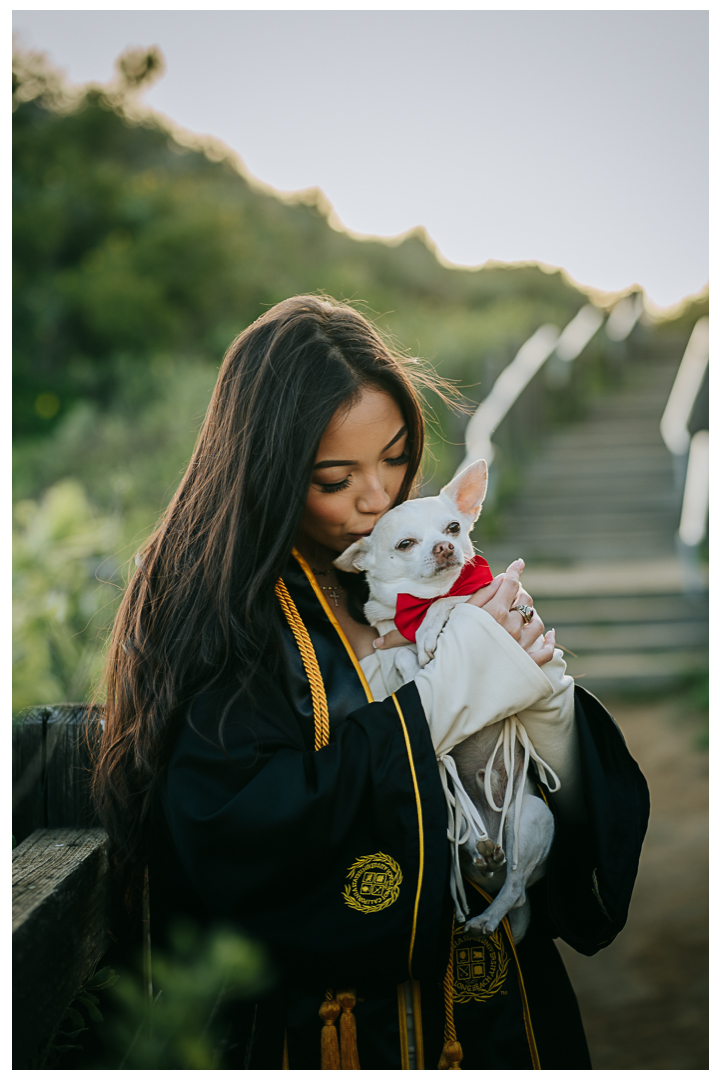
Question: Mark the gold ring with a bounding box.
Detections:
[511,603,534,625]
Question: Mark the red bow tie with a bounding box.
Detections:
[394,555,494,643]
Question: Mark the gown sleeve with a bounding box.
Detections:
[542,685,650,955]
[155,668,453,988]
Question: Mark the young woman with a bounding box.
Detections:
[94,295,649,1069]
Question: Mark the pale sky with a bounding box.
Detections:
[13,9,709,309]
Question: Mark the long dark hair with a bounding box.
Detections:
[92,294,453,895]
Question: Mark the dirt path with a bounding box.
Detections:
[556,693,708,1070]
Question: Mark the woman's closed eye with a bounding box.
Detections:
[318,475,352,494]
[316,449,409,493]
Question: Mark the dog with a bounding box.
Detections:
[334,459,556,941]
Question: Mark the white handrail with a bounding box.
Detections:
[605,292,644,342]
[457,301,610,473]
[458,324,559,470]
[678,430,709,547]
[660,317,709,456]
[555,303,606,361]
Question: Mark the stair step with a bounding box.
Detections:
[502,559,707,596]
[527,459,674,479]
[540,445,671,463]
[530,593,708,625]
[565,649,708,693]
[551,421,665,437]
[503,478,677,497]
[502,493,680,512]
[556,620,708,652]
[484,538,677,560]
[501,512,679,532]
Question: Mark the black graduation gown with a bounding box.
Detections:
[148,550,650,1069]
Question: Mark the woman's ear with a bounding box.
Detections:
[333,538,368,573]
[441,459,488,521]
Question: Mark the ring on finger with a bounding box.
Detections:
[511,603,534,625]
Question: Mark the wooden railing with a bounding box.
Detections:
[12,705,109,1069]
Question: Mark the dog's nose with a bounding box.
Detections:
[433,541,455,559]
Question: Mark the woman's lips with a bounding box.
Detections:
[348,529,373,539]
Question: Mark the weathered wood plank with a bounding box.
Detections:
[46,707,103,833]
[12,705,104,843]
[12,708,48,844]
[13,827,110,1069]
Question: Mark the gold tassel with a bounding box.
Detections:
[336,988,360,1069]
[438,919,463,1069]
[319,993,341,1070]
[439,1040,464,1070]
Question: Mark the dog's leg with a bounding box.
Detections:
[393,645,422,682]
[463,794,553,940]
[416,595,468,667]
[507,900,531,943]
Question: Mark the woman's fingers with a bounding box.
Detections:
[480,559,526,639]
[493,559,525,609]
[373,628,412,650]
[467,573,505,609]
[527,629,555,667]
[512,586,534,611]
[520,612,545,651]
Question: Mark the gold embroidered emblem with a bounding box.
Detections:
[343,852,402,913]
[452,923,509,1002]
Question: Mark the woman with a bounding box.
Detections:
[94,295,649,1069]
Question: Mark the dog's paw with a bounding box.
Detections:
[464,909,502,939]
[474,840,505,872]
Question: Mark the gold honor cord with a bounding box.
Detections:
[275,578,330,750]
[275,577,359,1068]
[291,548,374,702]
[439,916,463,1070]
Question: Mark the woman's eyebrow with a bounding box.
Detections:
[381,425,407,453]
[313,426,407,470]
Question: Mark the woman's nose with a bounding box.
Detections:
[357,475,392,514]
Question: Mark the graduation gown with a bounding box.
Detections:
[147,550,650,1069]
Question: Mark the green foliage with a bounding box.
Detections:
[12,479,122,711]
[95,922,271,1069]
[12,49,587,444]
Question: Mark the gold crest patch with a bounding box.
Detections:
[343,852,402,913]
[452,923,509,1002]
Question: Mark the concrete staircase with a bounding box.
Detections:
[479,351,709,694]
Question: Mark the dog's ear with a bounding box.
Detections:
[441,459,488,521]
[333,537,369,574]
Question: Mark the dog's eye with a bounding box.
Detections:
[446,522,461,535]
[395,538,416,551]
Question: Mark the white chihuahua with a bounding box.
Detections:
[334,459,556,941]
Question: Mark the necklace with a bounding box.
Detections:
[318,583,345,607]
[311,567,345,607]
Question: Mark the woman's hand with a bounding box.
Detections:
[374,558,555,667]
[470,558,554,666]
